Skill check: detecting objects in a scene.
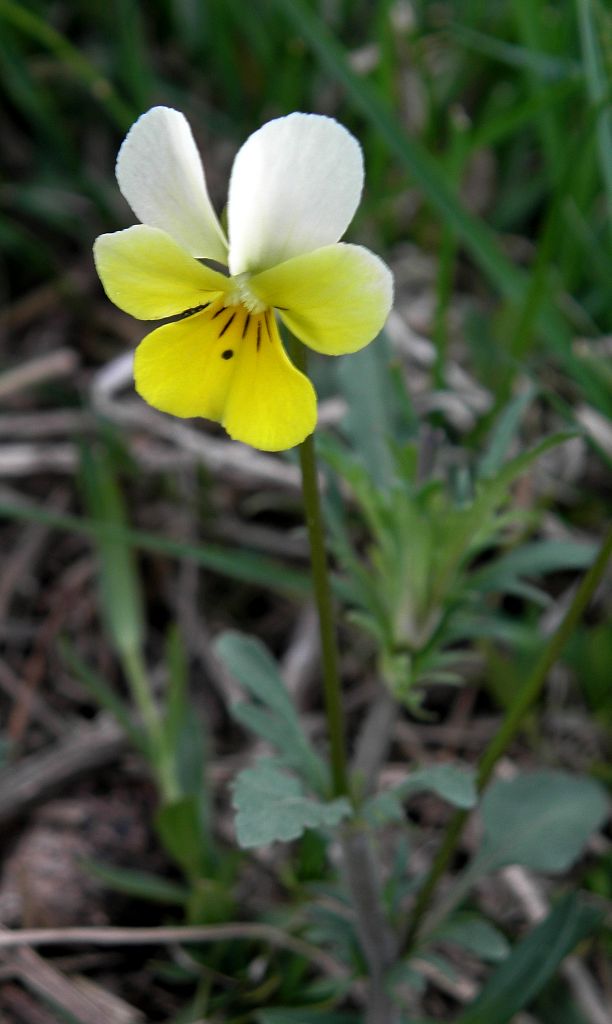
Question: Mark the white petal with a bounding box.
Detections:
[116,106,228,262]
[227,112,364,275]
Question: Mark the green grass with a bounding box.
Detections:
[2,0,610,410]
[1,4,610,1018]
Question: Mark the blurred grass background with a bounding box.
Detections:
[1,0,611,422]
[0,4,611,1020]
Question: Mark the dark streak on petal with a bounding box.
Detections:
[242,312,251,339]
[256,320,262,352]
[178,301,211,320]
[219,312,236,337]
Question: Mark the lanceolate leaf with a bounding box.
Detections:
[82,859,188,905]
[430,914,510,964]
[0,498,310,598]
[455,894,602,1024]
[79,446,144,659]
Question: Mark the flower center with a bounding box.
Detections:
[225,272,268,314]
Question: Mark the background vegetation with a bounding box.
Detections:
[0,1,610,1023]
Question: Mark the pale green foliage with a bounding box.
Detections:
[440,770,609,923]
[364,763,477,825]
[474,770,609,875]
[216,632,352,848]
[215,630,328,794]
[232,759,351,848]
[430,915,511,963]
[324,417,590,702]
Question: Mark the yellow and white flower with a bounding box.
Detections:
[94,107,393,451]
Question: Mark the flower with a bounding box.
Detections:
[94,107,393,451]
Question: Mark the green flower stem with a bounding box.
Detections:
[291,342,399,1020]
[295,407,349,797]
[289,340,409,1020]
[404,520,612,952]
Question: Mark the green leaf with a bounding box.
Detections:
[364,764,477,825]
[79,446,144,659]
[59,637,145,752]
[271,0,526,305]
[336,333,396,487]
[155,796,208,879]
[82,859,188,905]
[164,625,189,753]
[470,540,598,596]
[430,914,510,964]
[478,386,536,478]
[0,0,135,129]
[257,1012,360,1024]
[472,770,609,876]
[0,498,310,598]
[232,760,351,848]
[215,631,328,794]
[450,22,579,80]
[455,894,602,1024]
[163,627,210,812]
[577,0,612,241]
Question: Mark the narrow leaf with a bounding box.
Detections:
[0,498,310,597]
[430,914,510,964]
[59,637,145,752]
[456,894,602,1024]
[80,446,144,658]
[82,859,188,905]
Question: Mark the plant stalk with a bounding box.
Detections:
[292,341,399,1021]
[404,520,612,951]
[341,823,401,1024]
[295,393,350,798]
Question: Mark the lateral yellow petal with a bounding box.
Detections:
[94,225,228,320]
[224,311,317,451]
[133,303,316,451]
[134,304,239,421]
[249,243,393,355]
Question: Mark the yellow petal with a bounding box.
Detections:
[134,302,316,451]
[94,225,228,319]
[224,310,316,451]
[249,243,393,355]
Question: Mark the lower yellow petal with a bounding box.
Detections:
[94,225,228,319]
[134,304,238,420]
[224,310,316,451]
[134,302,316,451]
[249,243,393,355]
